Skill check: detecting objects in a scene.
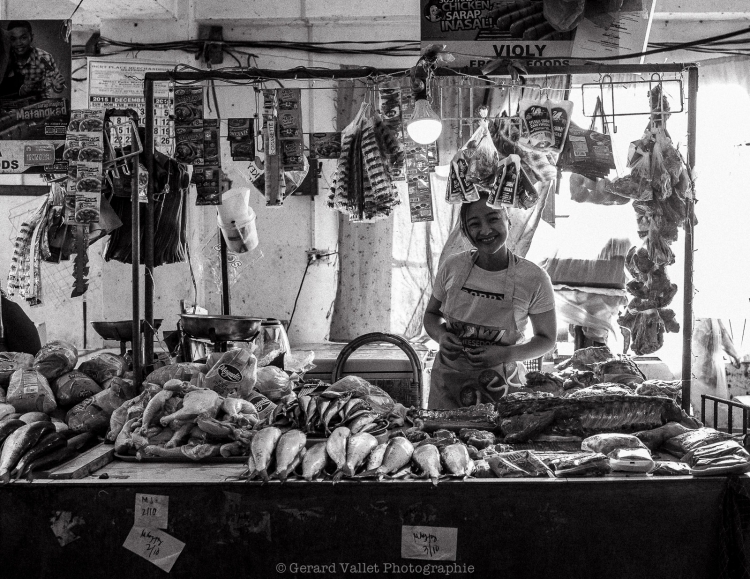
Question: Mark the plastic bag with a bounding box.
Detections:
[487,450,554,478]
[7,368,57,413]
[284,350,316,375]
[65,376,137,434]
[518,98,554,150]
[548,452,611,476]
[546,98,574,154]
[326,376,395,415]
[634,422,691,451]
[78,353,127,385]
[464,124,500,190]
[651,461,691,476]
[488,154,521,208]
[54,370,103,408]
[204,348,258,398]
[33,340,78,382]
[543,0,586,32]
[0,352,34,388]
[686,440,750,476]
[255,366,293,402]
[607,447,654,473]
[581,433,647,455]
[662,427,732,458]
[144,362,206,387]
[570,173,630,206]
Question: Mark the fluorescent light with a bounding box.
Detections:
[406,99,443,144]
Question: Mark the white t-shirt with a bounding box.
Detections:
[433,252,555,342]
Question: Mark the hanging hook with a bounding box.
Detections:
[599,74,617,133]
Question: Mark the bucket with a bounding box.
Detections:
[218,208,259,253]
[217,187,251,224]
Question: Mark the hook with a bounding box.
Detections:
[599,74,617,134]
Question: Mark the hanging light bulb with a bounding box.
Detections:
[406,99,443,144]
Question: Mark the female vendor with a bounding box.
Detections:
[423,194,557,409]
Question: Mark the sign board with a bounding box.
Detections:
[0,20,71,173]
[420,0,653,69]
[87,59,176,155]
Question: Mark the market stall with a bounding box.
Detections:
[4,31,746,579]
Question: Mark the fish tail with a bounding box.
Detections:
[278,468,290,484]
[431,476,439,487]
[259,469,270,484]
[0,471,10,485]
[246,469,259,481]
[332,470,344,484]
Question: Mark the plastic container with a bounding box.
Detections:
[218,209,259,253]
[217,187,251,224]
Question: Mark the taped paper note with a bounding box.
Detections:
[134,493,169,529]
[401,525,458,561]
[123,526,185,573]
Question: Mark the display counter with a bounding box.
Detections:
[1,460,729,579]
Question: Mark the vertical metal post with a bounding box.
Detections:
[144,79,156,371]
[220,232,231,315]
[728,405,734,434]
[713,400,719,429]
[681,66,698,413]
[701,396,705,424]
[130,122,141,389]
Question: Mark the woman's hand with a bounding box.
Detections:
[439,333,464,361]
[464,345,515,368]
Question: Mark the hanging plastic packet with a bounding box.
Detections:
[519,98,554,150]
[545,98,573,154]
[516,166,541,209]
[488,154,521,208]
[446,151,471,203]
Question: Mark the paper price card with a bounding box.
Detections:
[401,526,458,561]
[123,526,185,573]
[134,494,169,529]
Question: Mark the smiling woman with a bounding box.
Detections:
[423,192,557,409]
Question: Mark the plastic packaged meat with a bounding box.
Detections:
[581,433,647,455]
[662,427,733,458]
[685,440,750,476]
[548,452,611,476]
[33,341,78,381]
[7,368,57,413]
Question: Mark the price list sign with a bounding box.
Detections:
[87,59,176,155]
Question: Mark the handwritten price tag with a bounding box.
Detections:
[123,527,185,573]
[134,494,169,529]
[401,526,458,561]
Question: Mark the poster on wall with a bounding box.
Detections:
[0,19,71,173]
[87,59,176,156]
[420,0,653,69]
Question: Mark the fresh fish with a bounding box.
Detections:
[441,443,475,477]
[273,429,307,483]
[342,398,365,419]
[0,420,25,446]
[366,443,388,471]
[0,421,55,483]
[301,442,329,481]
[322,398,347,434]
[249,426,282,482]
[18,412,50,424]
[24,446,76,481]
[297,395,312,420]
[344,432,378,478]
[14,433,67,479]
[315,398,331,427]
[360,436,414,480]
[66,432,95,451]
[326,426,350,482]
[412,443,442,486]
[304,397,320,432]
[348,412,378,434]
[140,389,173,433]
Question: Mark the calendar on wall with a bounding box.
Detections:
[87,59,177,155]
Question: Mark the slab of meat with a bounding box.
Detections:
[555,346,613,372]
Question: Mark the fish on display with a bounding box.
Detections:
[13,432,67,480]
[301,442,329,481]
[0,421,55,483]
[360,436,414,480]
[412,443,443,486]
[248,426,282,482]
[326,426,350,483]
[441,443,475,478]
[0,419,25,446]
[365,442,388,472]
[272,429,307,483]
[343,432,378,478]
[322,398,348,434]
[348,412,378,434]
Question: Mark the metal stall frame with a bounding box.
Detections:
[139,63,698,411]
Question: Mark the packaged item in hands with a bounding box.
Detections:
[7,368,57,413]
[204,348,258,397]
[33,341,78,381]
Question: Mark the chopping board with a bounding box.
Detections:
[48,443,115,479]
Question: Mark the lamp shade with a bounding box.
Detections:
[406,99,443,144]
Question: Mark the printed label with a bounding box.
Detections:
[217,364,243,383]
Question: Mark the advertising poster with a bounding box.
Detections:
[87,59,176,155]
[0,19,71,173]
[420,0,653,69]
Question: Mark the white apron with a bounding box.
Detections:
[428,251,525,409]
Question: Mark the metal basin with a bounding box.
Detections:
[91,319,163,342]
[180,314,262,342]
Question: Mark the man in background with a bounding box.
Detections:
[0,290,41,356]
[1,20,65,100]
